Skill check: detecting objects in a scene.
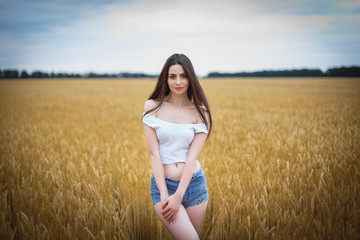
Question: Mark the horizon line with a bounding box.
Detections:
[1,64,360,76]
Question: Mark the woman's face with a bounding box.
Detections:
[167,64,189,96]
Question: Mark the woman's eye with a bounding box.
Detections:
[181,75,187,79]
[169,75,175,79]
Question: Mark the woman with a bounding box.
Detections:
[142,53,212,239]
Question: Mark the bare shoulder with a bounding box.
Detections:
[202,107,211,123]
[195,105,210,123]
[144,99,159,112]
[199,105,208,112]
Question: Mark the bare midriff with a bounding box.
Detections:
[163,160,201,180]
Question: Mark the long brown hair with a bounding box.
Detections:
[143,53,212,136]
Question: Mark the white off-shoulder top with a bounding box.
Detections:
[142,112,209,164]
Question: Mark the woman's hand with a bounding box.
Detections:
[160,191,169,210]
[161,192,183,224]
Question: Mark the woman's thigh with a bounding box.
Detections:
[154,203,199,240]
[186,201,208,236]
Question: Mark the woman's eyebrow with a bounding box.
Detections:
[168,72,185,75]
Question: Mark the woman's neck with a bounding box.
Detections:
[165,93,191,107]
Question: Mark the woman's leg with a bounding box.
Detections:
[154,202,199,240]
[186,201,208,236]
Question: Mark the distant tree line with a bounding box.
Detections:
[0,66,359,79]
[207,66,360,78]
[0,69,157,79]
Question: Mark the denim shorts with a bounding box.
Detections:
[150,167,209,208]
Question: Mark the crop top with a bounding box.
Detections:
[142,112,209,164]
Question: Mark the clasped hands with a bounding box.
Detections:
[160,191,183,224]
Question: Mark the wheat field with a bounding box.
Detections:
[0,78,359,239]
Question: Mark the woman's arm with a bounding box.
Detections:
[177,132,208,197]
[175,109,210,199]
[143,124,167,194]
[143,101,168,205]
[161,131,208,222]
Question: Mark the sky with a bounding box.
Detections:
[0,0,359,76]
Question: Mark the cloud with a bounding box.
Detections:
[257,0,360,15]
[0,0,359,74]
[0,0,130,37]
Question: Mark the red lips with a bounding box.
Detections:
[175,87,184,91]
